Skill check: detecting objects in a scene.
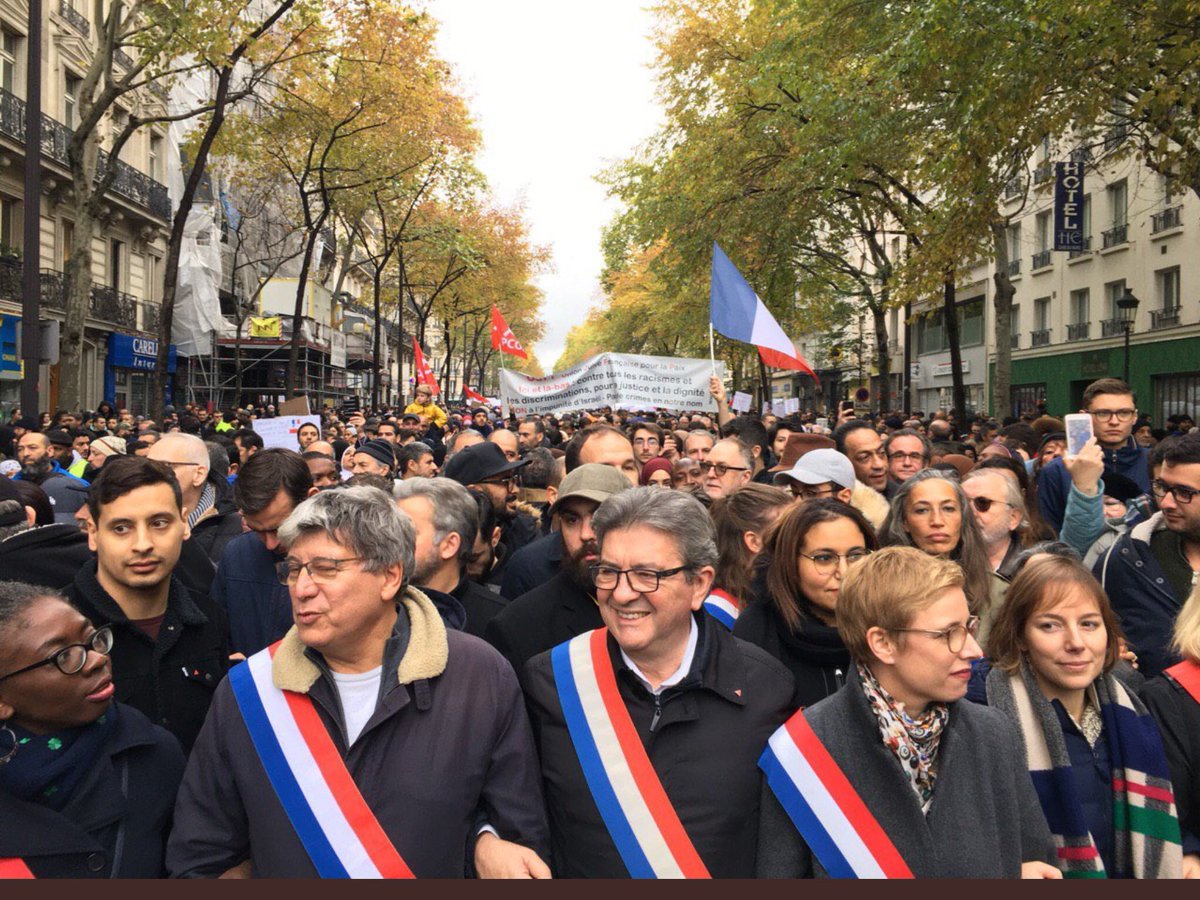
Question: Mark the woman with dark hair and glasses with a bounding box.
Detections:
[757,546,1059,878]
[984,556,1183,878]
[0,584,184,877]
[735,499,879,709]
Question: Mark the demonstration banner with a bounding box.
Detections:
[499,352,726,416]
[254,415,321,450]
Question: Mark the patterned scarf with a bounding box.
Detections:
[0,707,117,812]
[986,659,1182,878]
[857,662,948,813]
[186,481,216,530]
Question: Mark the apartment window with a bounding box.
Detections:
[0,196,18,252]
[1007,222,1021,260]
[1034,297,1051,331]
[888,306,898,344]
[916,298,984,354]
[0,30,19,95]
[1105,280,1127,319]
[1070,288,1090,325]
[146,255,160,302]
[959,298,984,346]
[148,133,163,182]
[64,72,81,128]
[111,105,129,158]
[1037,134,1051,163]
[1010,304,1020,336]
[1108,179,1128,227]
[890,237,901,261]
[1035,211,1051,252]
[1081,194,1092,243]
[1157,267,1180,310]
[110,239,124,290]
[61,220,73,267]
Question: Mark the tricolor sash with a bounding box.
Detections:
[702,589,739,630]
[229,646,414,879]
[1166,659,1200,705]
[551,628,710,878]
[0,859,33,879]
[759,712,913,879]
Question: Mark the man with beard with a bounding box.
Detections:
[395,477,505,637]
[484,464,632,681]
[444,442,538,556]
[14,431,89,524]
[210,449,317,656]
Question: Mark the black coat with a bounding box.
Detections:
[0,523,93,591]
[0,704,185,878]
[452,575,507,639]
[484,569,602,681]
[500,510,540,558]
[734,598,850,710]
[1141,670,1200,855]
[64,561,230,754]
[500,531,562,600]
[523,614,795,877]
[189,506,244,567]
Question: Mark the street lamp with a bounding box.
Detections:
[1116,288,1140,385]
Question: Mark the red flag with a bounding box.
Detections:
[490,305,529,360]
[464,386,486,404]
[411,337,439,395]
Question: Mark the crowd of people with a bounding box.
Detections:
[0,374,1198,879]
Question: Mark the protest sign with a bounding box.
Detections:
[731,391,752,413]
[499,352,725,416]
[255,415,321,450]
[785,397,801,415]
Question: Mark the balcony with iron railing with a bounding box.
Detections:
[0,87,170,221]
[1151,306,1182,329]
[1070,145,1093,164]
[1152,206,1183,234]
[113,48,134,69]
[1068,236,1093,259]
[1101,318,1127,338]
[1101,223,1128,249]
[1003,176,1025,201]
[1031,329,1051,347]
[1103,123,1129,154]
[1032,162,1054,185]
[1066,322,1090,341]
[58,0,89,36]
[1007,258,1021,277]
[1031,250,1052,270]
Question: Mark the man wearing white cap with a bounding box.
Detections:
[772,448,855,504]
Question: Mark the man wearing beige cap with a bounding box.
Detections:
[485,463,633,679]
[773,448,856,504]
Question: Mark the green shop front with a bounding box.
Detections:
[1007,333,1200,422]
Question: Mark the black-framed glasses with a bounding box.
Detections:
[1152,479,1199,505]
[479,475,518,489]
[799,549,871,574]
[277,556,365,585]
[887,451,927,463]
[590,564,692,593]
[970,496,1012,514]
[0,626,114,682]
[1088,408,1137,423]
[790,485,835,501]
[893,616,981,653]
[697,461,748,477]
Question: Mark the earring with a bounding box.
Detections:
[0,722,17,765]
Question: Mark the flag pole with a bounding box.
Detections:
[709,322,716,375]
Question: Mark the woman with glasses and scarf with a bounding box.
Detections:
[0,583,184,877]
[757,546,1059,878]
[984,555,1183,878]
[735,499,879,708]
[879,469,1002,644]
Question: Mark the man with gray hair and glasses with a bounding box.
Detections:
[394,478,505,638]
[521,487,794,877]
[168,486,551,878]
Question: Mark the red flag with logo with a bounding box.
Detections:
[490,306,529,360]
[411,337,439,395]
[464,386,487,404]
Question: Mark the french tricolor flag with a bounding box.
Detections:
[710,243,817,380]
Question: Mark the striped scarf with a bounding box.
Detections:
[187,482,215,530]
[986,660,1182,878]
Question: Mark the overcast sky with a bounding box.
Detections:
[430,0,663,371]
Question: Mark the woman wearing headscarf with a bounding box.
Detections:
[757,546,1059,878]
[1141,583,1200,878]
[0,584,184,877]
[985,556,1183,878]
[879,469,998,640]
[638,456,673,488]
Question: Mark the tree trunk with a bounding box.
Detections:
[872,292,890,413]
[371,264,382,411]
[990,221,1016,418]
[943,270,967,423]
[286,210,328,396]
[60,133,101,413]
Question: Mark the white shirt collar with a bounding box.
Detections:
[619,617,699,696]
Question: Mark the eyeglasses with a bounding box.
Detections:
[1152,479,1199,505]
[276,556,365,585]
[590,564,692,593]
[790,485,835,501]
[697,461,749,477]
[0,626,114,682]
[970,496,1012,514]
[160,461,201,468]
[892,616,981,653]
[799,549,871,574]
[887,451,927,463]
[1088,408,1137,423]
[479,475,518,490]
